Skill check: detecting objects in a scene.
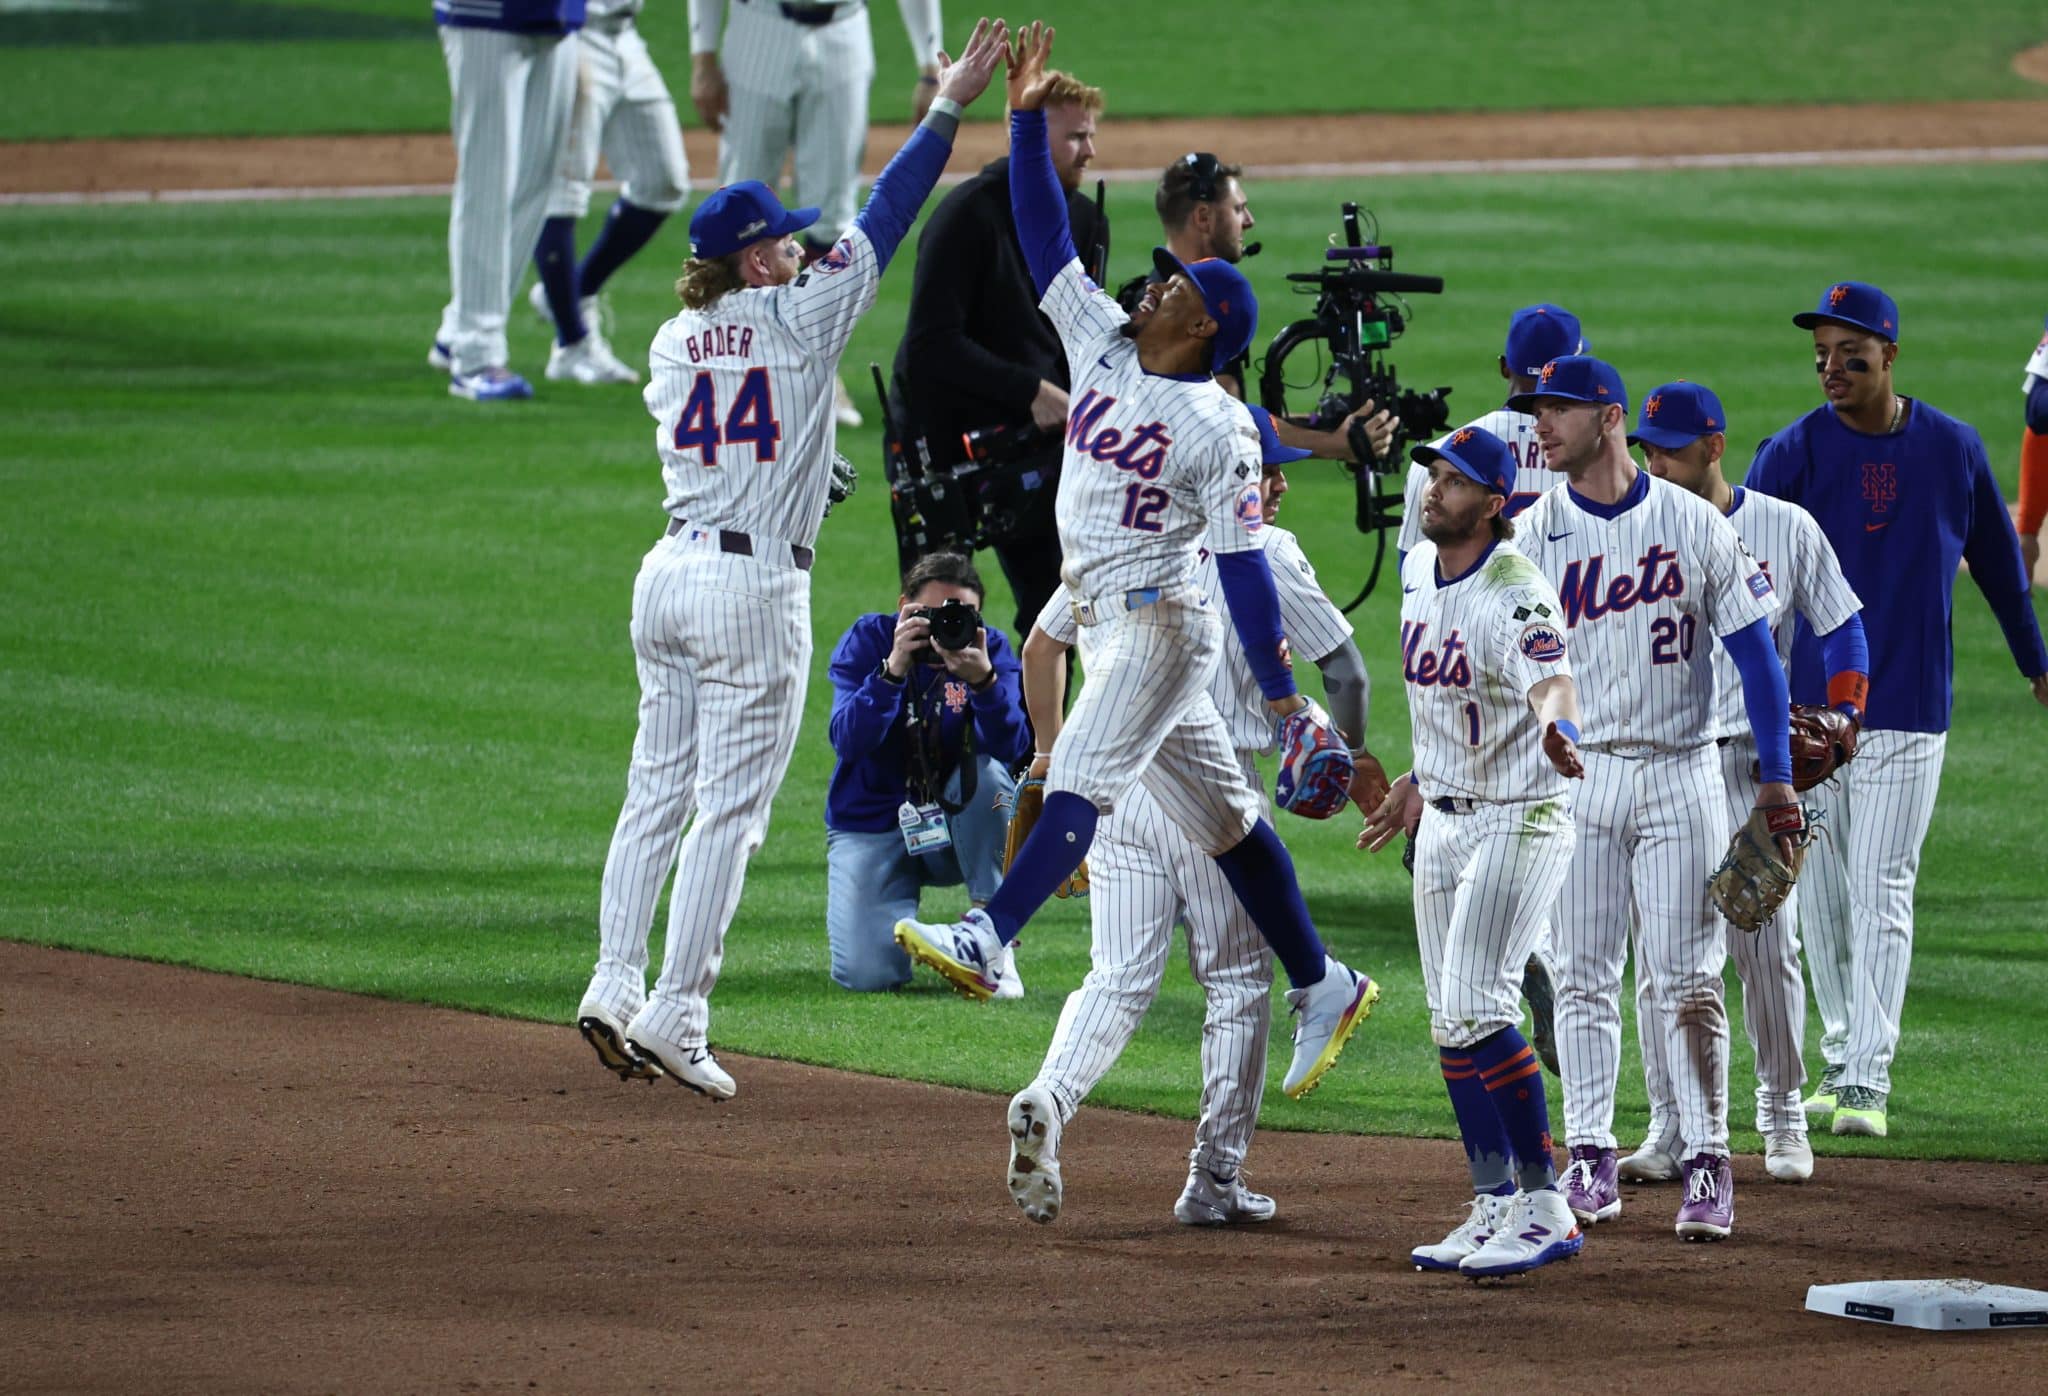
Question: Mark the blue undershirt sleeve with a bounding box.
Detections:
[1214,550,1298,701]
[1816,611,1869,692]
[1007,109,1079,298]
[2027,378,2048,435]
[1722,617,1792,785]
[852,120,954,271]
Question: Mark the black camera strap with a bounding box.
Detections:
[903,670,977,816]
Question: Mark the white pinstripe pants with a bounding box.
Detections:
[1634,739,1809,1137]
[1031,774,1273,1176]
[437,25,578,375]
[1414,795,1575,1051]
[1799,729,1946,1096]
[1554,745,1731,1157]
[549,24,690,218]
[588,535,811,1045]
[716,11,873,244]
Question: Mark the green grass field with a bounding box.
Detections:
[1,0,2042,140]
[4,158,2045,1160]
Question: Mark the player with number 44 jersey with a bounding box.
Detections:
[572,19,1011,1101]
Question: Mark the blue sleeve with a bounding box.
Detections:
[1007,109,1080,298]
[2028,378,2048,435]
[1743,428,1799,502]
[1816,610,1869,690]
[968,631,1033,765]
[852,122,954,272]
[1959,429,2048,676]
[1722,617,1792,784]
[1214,550,1298,701]
[827,619,907,760]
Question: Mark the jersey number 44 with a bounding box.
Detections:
[673,368,783,466]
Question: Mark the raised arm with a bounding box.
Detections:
[1004,22,1080,297]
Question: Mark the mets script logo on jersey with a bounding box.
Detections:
[1066,389,1172,479]
[1401,622,1472,688]
[1556,547,1686,628]
[815,237,855,274]
[1860,462,1897,514]
[1519,622,1567,663]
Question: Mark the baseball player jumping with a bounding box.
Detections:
[572,17,1011,1098]
[896,24,1390,1103]
[1512,356,1799,1242]
[1364,426,1588,1278]
[1007,406,1374,1227]
[1746,282,2048,1138]
[1628,381,1867,1187]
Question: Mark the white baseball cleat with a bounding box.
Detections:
[449,366,534,402]
[1458,1188,1584,1278]
[428,339,452,372]
[833,374,863,428]
[1617,1137,1682,1184]
[1174,1167,1276,1226]
[1006,1087,1063,1224]
[1765,1129,1815,1182]
[623,1015,736,1100]
[576,991,662,1083]
[895,909,1004,1001]
[1281,956,1378,1099]
[1411,1192,1511,1272]
[990,943,1024,1000]
[546,331,640,385]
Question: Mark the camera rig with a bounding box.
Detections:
[873,364,1059,566]
[1257,202,1452,609]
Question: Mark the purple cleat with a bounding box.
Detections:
[1560,1144,1621,1224]
[1675,1153,1734,1241]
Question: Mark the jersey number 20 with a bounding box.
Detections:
[673,367,781,466]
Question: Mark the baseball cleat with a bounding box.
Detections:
[1560,1145,1622,1223]
[1281,956,1378,1099]
[1618,1136,1682,1184]
[1006,1086,1063,1224]
[832,374,863,428]
[545,331,640,385]
[1675,1153,1735,1240]
[1174,1167,1276,1227]
[1830,1086,1888,1137]
[1458,1188,1583,1277]
[990,943,1025,1001]
[448,366,534,402]
[895,910,1003,1001]
[622,1017,736,1101]
[1764,1128,1814,1182]
[1801,1066,1842,1117]
[1520,952,1559,1075]
[1412,1192,1510,1272]
[576,993,662,1083]
[428,339,453,372]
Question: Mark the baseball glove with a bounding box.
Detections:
[1003,776,1086,898]
[1274,699,1355,820]
[1753,704,1859,792]
[1708,802,1819,932]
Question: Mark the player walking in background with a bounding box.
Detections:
[1006,407,1371,1226]
[688,0,946,427]
[1747,282,2048,1138]
[2016,315,2048,583]
[572,18,1009,1099]
[1513,356,1798,1242]
[1628,382,1867,1186]
[429,0,585,401]
[524,0,691,387]
[1363,426,1588,1278]
[896,24,1390,1102]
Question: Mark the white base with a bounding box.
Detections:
[1806,1279,2048,1331]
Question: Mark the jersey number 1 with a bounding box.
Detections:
[673,367,781,466]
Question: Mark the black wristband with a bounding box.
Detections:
[877,661,906,685]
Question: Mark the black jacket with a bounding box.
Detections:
[890,157,1109,467]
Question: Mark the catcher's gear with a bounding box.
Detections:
[1755,703,1859,792]
[1274,699,1355,820]
[1708,801,1819,932]
[1003,775,1086,898]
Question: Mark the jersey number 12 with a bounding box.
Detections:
[673,367,782,467]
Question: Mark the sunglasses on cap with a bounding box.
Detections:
[1179,152,1224,204]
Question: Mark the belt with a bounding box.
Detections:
[583,11,633,35]
[1430,796,1479,815]
[665,516,815,571]
[1069,587,1165,628]
[779,1,856,25]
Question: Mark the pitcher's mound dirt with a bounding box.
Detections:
[3,941,2044,1394]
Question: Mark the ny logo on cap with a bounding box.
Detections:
[1644,394,1663,418]
[1540,363,1557,383]
[1452,429,1475,446]
[1828,284,1851,306]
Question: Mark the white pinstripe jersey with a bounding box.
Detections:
[1398,540,1574,803]
[1709,487,1861,740]
[1036,526,1353,755]
[688,0,941,94]
[1516,471,1777,750]
[644,227,879,547]
[1038,260,1268,600]
[1397,407,1556,554]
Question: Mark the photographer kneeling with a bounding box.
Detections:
[825,553,1032,995]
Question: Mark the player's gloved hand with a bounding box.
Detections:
[1709,795,1818,932]
[690,55,728,133]
[1274,698,1355,820]
[1762,705,1858,792]
[933,16,1008,110]
[823,451,858,517]
[1542,720,1585,779]
[1359,773,1422,853]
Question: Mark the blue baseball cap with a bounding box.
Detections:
[1503,304,1587,377]
[1412,424,1517,498]
[1505,354,1629,416]
[688,180,820,259]
[1245,404,1314,468]
[1629,381,1728,449]
[1152,247,1258,372]
[1793,280,1899,343]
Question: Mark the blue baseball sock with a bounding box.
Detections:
[533,216,586,345]
[1470,1026,1558,1192]
[578,199,669,298]
[1209,819,1329,990]
[1439,1049,1515,1195]
[981,791,1096,944]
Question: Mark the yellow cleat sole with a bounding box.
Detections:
[894,921,996,1003]
[1284,977,1380,1101]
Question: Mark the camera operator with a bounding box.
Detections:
[824,552,1032,995]
[889,71,1107,642]
[1115,152,1395,465]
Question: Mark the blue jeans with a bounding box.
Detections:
[826,753,1016,991]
